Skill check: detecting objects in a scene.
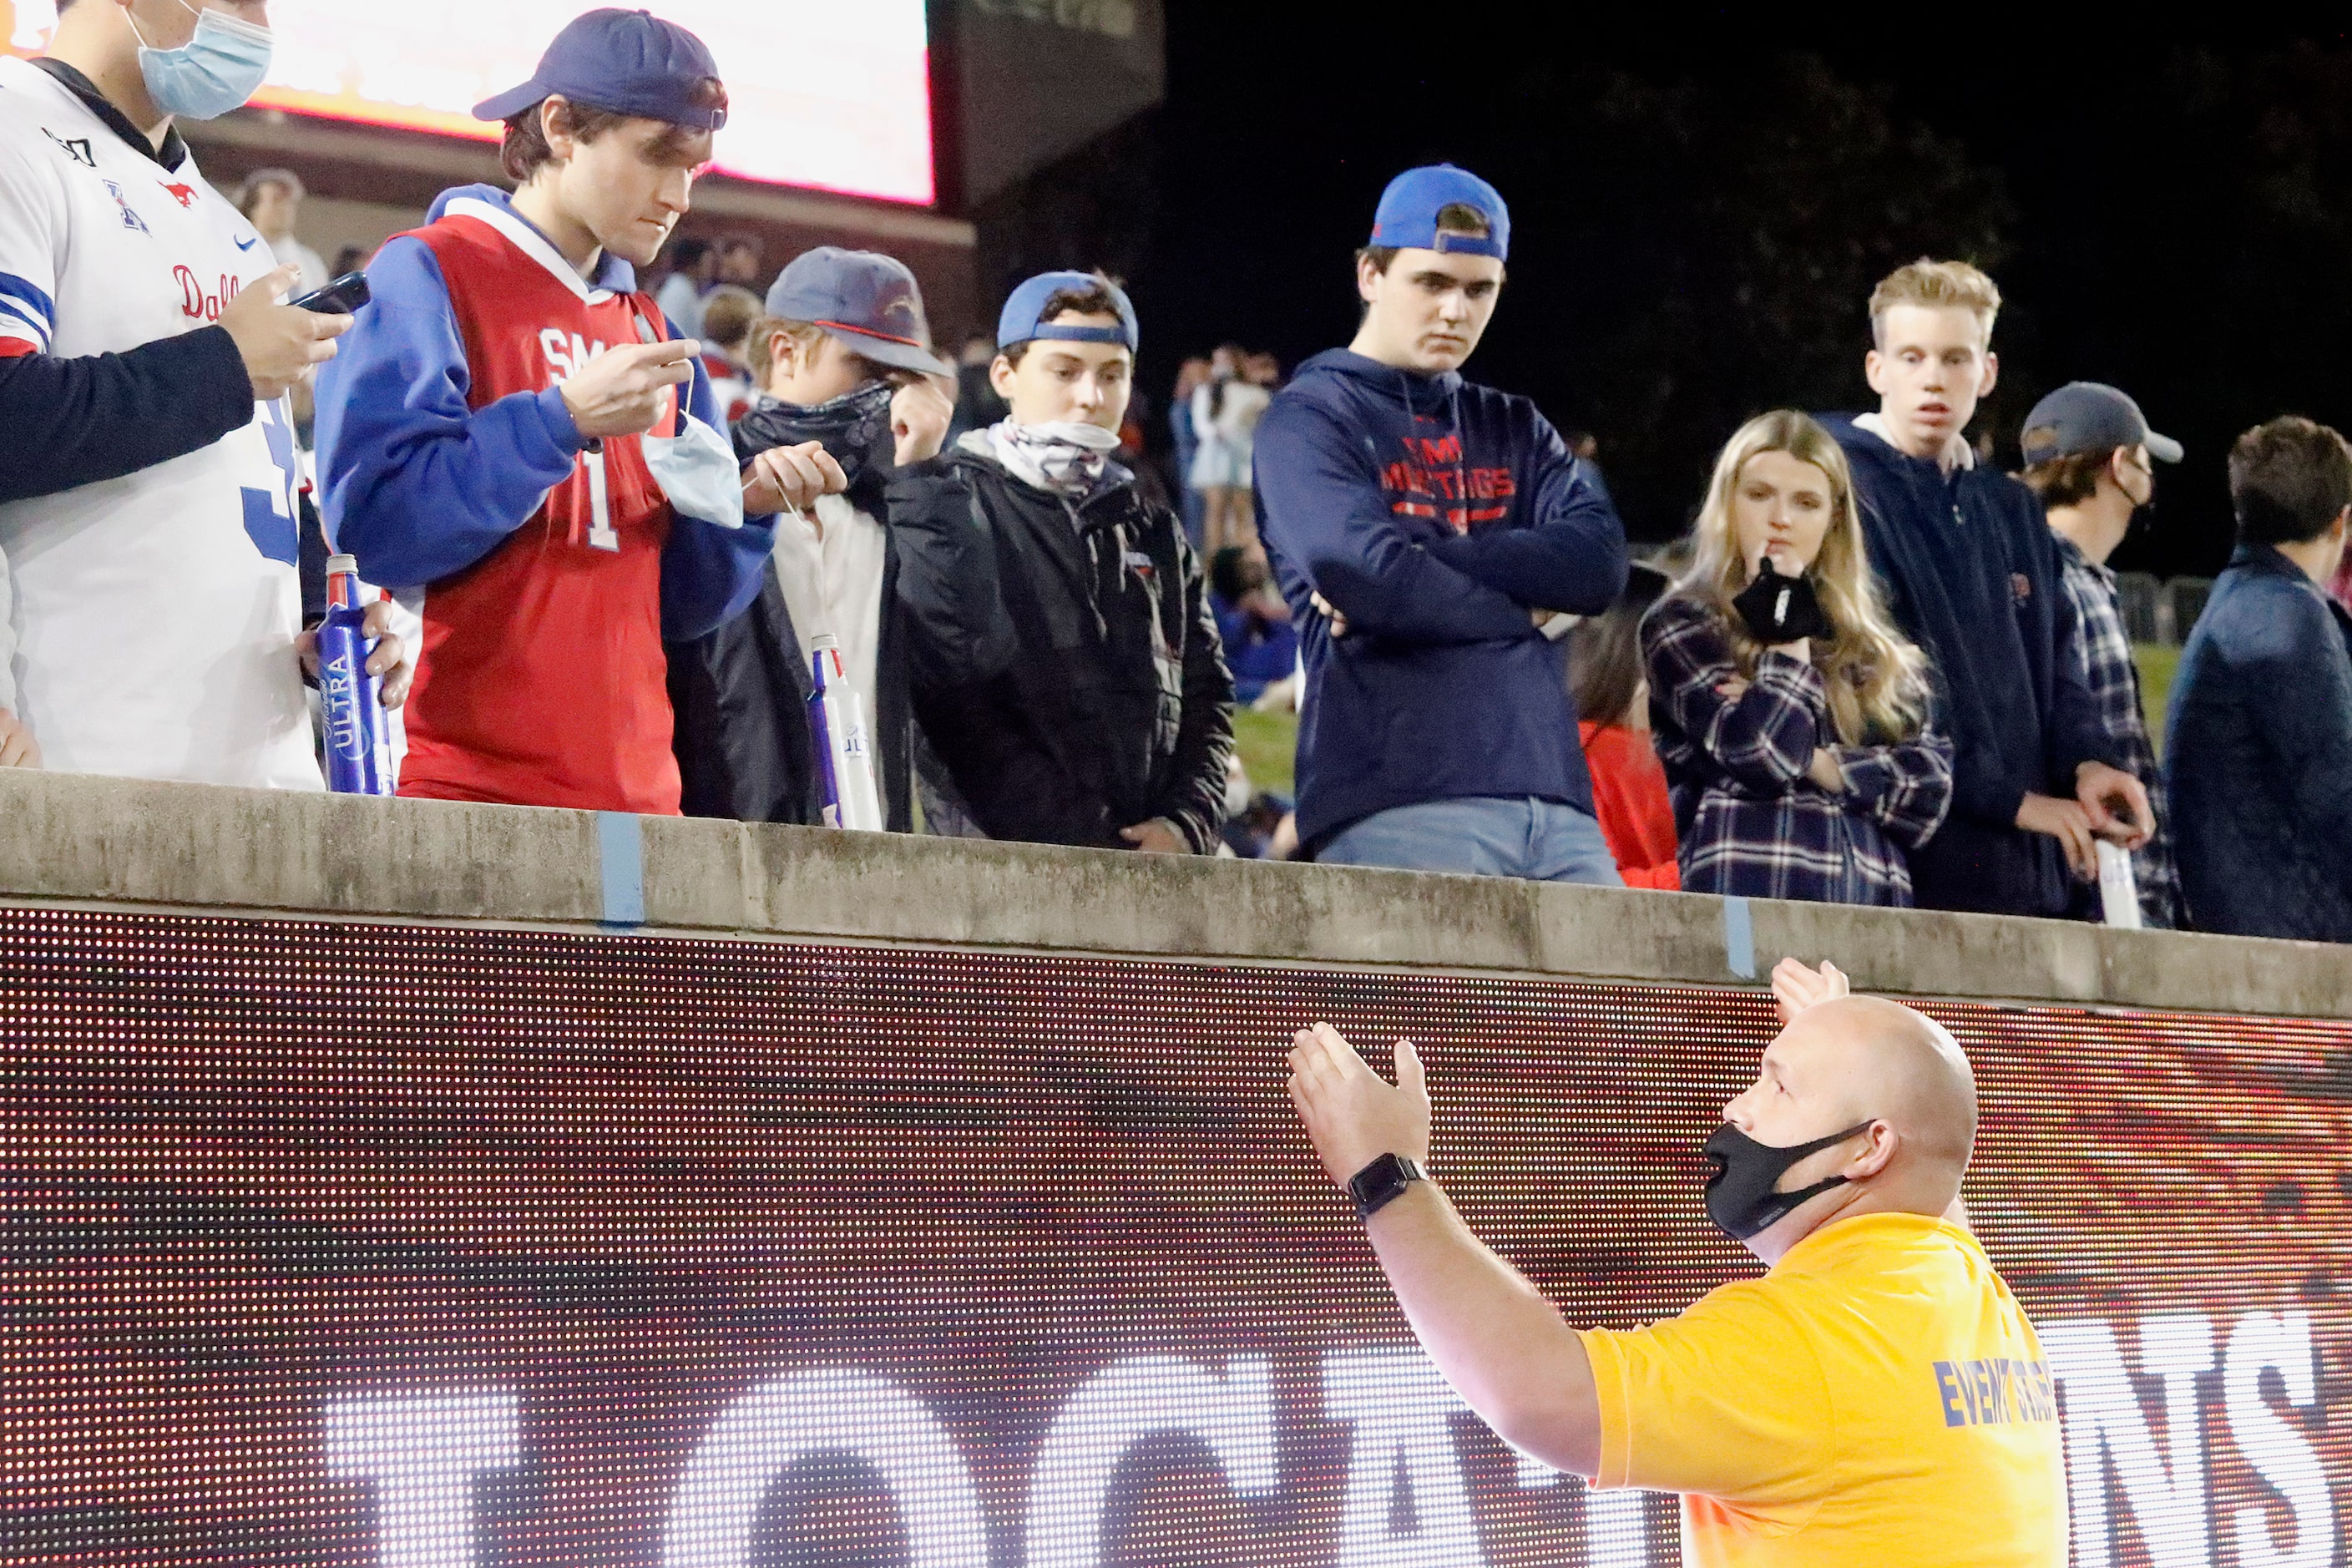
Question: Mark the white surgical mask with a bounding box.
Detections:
[643,413,746,530]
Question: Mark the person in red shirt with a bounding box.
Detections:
[1569,564,1679,888]
[314,11,842,813]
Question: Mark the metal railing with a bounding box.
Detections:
[2113,573,2215,645]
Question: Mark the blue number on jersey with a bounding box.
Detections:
[240,398,301,566]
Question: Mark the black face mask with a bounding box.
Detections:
[1702,1119,1874,1241]
[1732,560,1836,645]
[754,380,896,488]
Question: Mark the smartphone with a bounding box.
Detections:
[291,271,371,314]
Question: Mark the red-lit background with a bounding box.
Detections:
[2,906,2344,1565]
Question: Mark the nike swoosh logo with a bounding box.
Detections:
[235,235,260,251]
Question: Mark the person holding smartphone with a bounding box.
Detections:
[313,10,841,815]
[0,0,403,786]
[1641,411,1953,905]
[667,246,957,828]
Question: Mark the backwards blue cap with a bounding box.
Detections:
[997,271,1139,352]
[1368,164,1510,260]
[473,8,727,130]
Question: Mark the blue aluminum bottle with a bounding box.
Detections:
[318,554,390,796]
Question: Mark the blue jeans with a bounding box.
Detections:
[1318,797,1625,884]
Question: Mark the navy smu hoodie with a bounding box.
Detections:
[1256,350,1628,847]
[1821,415,2119,917]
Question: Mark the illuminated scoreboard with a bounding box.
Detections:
[3,907,2344,1564]
[1,1,935,204]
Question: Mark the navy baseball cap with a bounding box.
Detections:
[996,271,1138,352]
[766,247,953,377]
[473,9,728,130]
[1368,164,1510,260]
[2021,382,2183,467]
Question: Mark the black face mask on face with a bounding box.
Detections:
[1731,559,1836,645]
[761,380,896,488]
[1702,1119,1874,1241]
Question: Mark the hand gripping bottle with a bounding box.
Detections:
[808,634,884,831]
[317,554,391,796]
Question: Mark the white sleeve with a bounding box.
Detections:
[0,132,62,356]
[1191,381,1218,444]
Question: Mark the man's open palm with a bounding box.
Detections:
[1286,1022,1431,1187]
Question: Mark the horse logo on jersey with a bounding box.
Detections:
[42,129,95,168]
[101,180,149,235]
[159,180,199,210]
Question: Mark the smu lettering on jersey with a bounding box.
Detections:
[313,185,772,815]
[0,57,314,787]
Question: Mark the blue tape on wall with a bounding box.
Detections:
[1722,895,1756,980]
[597,812,645,928]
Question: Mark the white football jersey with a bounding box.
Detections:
[0,57,317,789]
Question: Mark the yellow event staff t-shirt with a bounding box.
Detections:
[1579,1211,2067,1566]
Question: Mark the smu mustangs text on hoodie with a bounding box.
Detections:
[1254,349,1628,847]
[313,185,774,814]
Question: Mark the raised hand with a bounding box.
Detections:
[1770,957,1849,1024]
[890,376,956,467]
[1285,1022,1431,1188]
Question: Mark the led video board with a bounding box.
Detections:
[3,905,2344,1565]
[0,1,935,204]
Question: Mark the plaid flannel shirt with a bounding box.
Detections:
[2052,535,2186,928]
[1641,594,1954,907]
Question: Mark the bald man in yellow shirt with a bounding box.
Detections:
[1285,960,2067,1566]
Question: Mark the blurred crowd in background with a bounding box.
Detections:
[5,6,2349,948]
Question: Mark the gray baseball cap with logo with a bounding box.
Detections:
[764,247,953,378]
[2021,382,2183,467]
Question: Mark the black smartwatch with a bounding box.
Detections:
[1348,1153,1428,1220]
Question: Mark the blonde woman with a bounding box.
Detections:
[1641,411,1952,905]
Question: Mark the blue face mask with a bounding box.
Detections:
[126,3,274,122]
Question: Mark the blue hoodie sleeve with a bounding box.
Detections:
[311,235,584,586]
[658,345,775,641]
[1253,394,1540,645]
[1420,411,1629,615]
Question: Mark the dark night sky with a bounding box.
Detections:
[1125,4,2352,581]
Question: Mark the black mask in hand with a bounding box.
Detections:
[1732,560,1836,645]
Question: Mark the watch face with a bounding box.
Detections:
[1351,1154,1419,1216]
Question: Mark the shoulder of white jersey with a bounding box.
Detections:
[0,55,84,133]
[0,58,106,195]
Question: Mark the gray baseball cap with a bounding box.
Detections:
[764,247,953,378]
[2021,382,2183,467]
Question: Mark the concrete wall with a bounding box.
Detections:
[0,772,2342,1018]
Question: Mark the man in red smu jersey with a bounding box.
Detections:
[313,10,844,813]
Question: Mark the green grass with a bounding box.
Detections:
[1231,645,2185,798]
[1233,708,1298,797]
[2133,642,2183,756]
